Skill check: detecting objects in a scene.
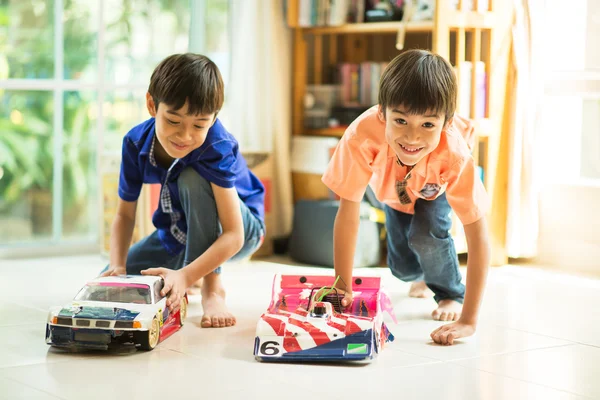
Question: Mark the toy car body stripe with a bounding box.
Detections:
[287,318,331,346]
[260,315,285,335]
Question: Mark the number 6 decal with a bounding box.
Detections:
[260,340,280,356]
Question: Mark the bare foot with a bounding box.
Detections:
[200,273,236,328]
[408,281,433,298]
[431,299,462,321]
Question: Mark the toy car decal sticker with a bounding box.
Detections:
[274,295,288,312]
[58,306,139,321]
[355,299,370,317]
[257,339,284,356]
[347,343,368,354]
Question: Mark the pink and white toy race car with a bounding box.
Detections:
[46,275,187,351]
[254,274,397,362]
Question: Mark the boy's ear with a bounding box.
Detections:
[146,92,157,117]
[444,115,454,130]
[377,105,386,122]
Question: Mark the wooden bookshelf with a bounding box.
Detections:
[288,0,514,265]
[305,127,347,137]
[302,20,434,35]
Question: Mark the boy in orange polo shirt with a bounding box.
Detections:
[322,49,490,345]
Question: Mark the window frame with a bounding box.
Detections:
[542,0,600,182]
[0,0,215,254]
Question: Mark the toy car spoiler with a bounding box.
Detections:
[268,274,398,323]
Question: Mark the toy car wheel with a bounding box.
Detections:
[179,297,187,327]
[137,318,160,351]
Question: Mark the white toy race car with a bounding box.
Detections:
[46,275,186,351]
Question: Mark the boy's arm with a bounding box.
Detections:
[333,198,362,305]
[431,216,490,345]
[103,199,138,276]
[460,216,490,324]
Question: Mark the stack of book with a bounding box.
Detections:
[290,0,365,27]
[338,62,388,107]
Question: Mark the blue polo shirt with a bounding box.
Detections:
[118,117,265,255]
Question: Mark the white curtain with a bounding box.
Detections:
[506,0,545,258]
[225,0,294,237]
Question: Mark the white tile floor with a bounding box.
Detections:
[0,255,598,400]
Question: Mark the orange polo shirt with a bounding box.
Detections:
[322,106,488,226]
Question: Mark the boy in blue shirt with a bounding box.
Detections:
[101,53,265,328]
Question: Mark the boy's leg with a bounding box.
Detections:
[177,167,264,327]
[384,205,428,289]
[177,167,232,327]
[124,231,184,275]
[198,202,263,328]
[409,193,465,321]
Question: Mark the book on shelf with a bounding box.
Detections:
[292,0,365,27]
[338,61,387,106]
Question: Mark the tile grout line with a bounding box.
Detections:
[0,322,47,328]
[1,375,69,400]
[386,347,447,363]
[449,359,595,399]
[491,324,600,348]
[4,301,50,313]
[447,342,577,362]
[0,357,101,372]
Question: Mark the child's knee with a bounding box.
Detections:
[177,167,213,200]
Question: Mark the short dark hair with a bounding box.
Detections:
[378,49,457,122]
[148,53,224,116]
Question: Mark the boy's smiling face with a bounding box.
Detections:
[379,105,451,166]
[146,92,215,162]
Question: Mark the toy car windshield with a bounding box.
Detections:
[74,283,151,304]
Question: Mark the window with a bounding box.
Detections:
[541,0,600,182]
[0,0,230,250]
[153,279,165,303]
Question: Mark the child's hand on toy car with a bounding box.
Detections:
[141,268,187,312]
[337,289,354,307]
[314,287,354,309]
[100,266,126,277]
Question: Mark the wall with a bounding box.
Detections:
[537,182,600,275]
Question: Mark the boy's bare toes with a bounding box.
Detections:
[201,293,236,329]
[432,300,462,321]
